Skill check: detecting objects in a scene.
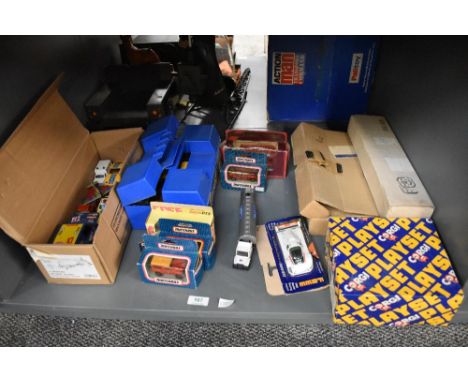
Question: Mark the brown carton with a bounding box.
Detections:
[291,123,378,235]
[0,77,143,284]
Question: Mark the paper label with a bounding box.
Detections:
[26,248,101,280]
[218,298,235,309]
[187,295,209,307]
[385,157,413,173]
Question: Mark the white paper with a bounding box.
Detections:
[187,295,210,307]
[26,248,101,280]
[218,298,235,309]
[373,137,395,146]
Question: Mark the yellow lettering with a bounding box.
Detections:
[348,300,364,310]
[419,307,437,320]
[447,291,464,310]
[365,263,382,280]
[383,249,403,265]
[340,219,356,232]
[415,271,435,288]
[423,262,442,278]
[334,226,349,240]
[432,253,451,271]
[415,220,433,234]
[393,305,410,317]
[409,298,429,312]
[398,286,416,302]
[358,292,380,306]
[396,218,411,231]
[336,303,351,316]
[360,246,377,261]
[389,268,408,284]
[353,309,369,319]
[337,241,353,257]
[363,222,379,235]
[342,314,358,324]
[367,239,385,253]
[355,229,373,244]
[349,253,369,269]
[376,257,393,271]
[373,218,391,230]
[380,275,401,292]
[401,234,419,249]
[369,283,390,298]
[427,316,446,326]
[335,267,350,284]
[425,235,442,251]
[397,260,416,276]
[423,292,441,306]
[339,260,357,276]
[380,311,399,323]
[409,228,426,242]
[368,317,385,327]
[392,241,409,255]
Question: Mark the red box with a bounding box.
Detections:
[220,130,290,178]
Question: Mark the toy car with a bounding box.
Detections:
[150,256,187,279]
[233,240,254,270]
[274,219,313,277]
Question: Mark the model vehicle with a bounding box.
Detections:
[150,256,187,279]
[233,189,256,270]
[233,240,254,270]
[226,165,260,186]
[274,219,313,277]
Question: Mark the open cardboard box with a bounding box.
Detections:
[291,123,378,235]
[0,77,143,284]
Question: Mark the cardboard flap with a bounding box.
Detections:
[0,77,89,244]
[295,162,342,217]
[257,225,284,296]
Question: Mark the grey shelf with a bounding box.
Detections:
[1,46,467,324]
[0,166,334,323]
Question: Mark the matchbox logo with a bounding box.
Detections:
[235,156,256,164]
[272,52,305,85]
[158,242,183,251]
[173,226,198,235]
[348,53,364,84]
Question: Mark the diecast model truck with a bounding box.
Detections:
[150,256,187,279]
[233,189,256,270]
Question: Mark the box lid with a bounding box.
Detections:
[0,76,89,244]
[291,123,377,217]
[117,155,164,206]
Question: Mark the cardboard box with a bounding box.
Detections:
[146,202,217,270]
[348,115,435,218]
[220,129,290,178]
[0,77,143,284]
[138,235,204,288]
[327,217,464,326]
[291,122,378,235]
[267,36,379,123]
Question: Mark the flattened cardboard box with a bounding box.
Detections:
[291,122,378,235]
[327,217,463,326]
[348,115,434,218]
[0,77,143,284]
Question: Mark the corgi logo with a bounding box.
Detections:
[369,295,402,312]
[173,226,198,235]
[158,243,183,251]
[409,243,430,263]
[332,248,341,258]
[235,156,256,164]
[397,176,419,195]
[349,53,363,84]
[344,272,370,292]
[272,52,305,85]
[392,314,421,327]
[378,224,400,242]
[442,270,459,286]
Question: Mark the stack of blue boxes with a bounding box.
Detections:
[116,116,220,229]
